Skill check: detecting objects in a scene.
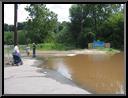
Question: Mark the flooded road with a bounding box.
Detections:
[40,52,125,94]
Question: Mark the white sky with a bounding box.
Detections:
[4,4,72,25]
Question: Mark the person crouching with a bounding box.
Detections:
[12,45,23,66]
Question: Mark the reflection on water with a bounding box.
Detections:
[41,53,125,94]
[53,58,72,80]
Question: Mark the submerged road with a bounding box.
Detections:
[4,57,91,94]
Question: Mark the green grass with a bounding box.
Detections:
[95,47,120,54]
[29,43,75,51]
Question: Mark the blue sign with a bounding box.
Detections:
[93,40,105,48]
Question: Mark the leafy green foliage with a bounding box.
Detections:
[4,30,26,45]
[4,31,13,44]
[69,4,124,50]
[4,4,124,50]
[25,4,57,44]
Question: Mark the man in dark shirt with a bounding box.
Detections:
[32,43,36,57]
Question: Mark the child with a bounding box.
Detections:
[26,45,30,56]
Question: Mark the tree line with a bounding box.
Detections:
[4,4,124,50]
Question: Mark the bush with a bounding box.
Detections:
[4,30,26,45]
[4,31,13,45]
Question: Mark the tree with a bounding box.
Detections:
[4,24,14,31]
[102,11,124,50]
[56,21,74,45]
[4,24,9,31]
[69,4,124,49]
[17,22,26,30]
[25,4,57,44]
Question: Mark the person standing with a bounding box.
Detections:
[32,43,36,57]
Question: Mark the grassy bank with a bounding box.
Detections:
[95,47,121,54]
[4,44,121,55]
[28,43,75,51]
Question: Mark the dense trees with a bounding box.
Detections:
[4,22,27,44]
[69,4,124,49]
[4,4,124,50]
[101,11,124,49]
[4,24,14,31]
[4,22,27,32]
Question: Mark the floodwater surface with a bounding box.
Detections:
[40,52,125,94]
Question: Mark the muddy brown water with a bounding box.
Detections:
[40,52,125,94]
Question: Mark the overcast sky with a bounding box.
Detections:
[4,4,72,25]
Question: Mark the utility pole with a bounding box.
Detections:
[14,4,18,46]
